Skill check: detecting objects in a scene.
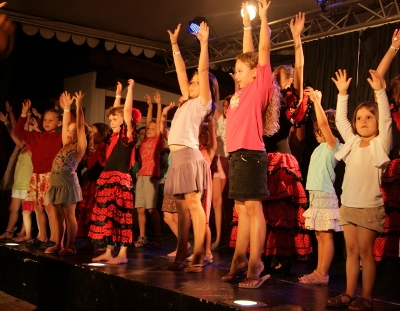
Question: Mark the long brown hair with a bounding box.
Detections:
[352,101,379,135]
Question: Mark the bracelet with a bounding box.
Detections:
[171,42,178,45]
[243,26,252,30]
[173,51,181,55]
[64,109,70,112]
[21,114,26,117]
[115,95,121,98]
[3,121,9,125]
[390,45,399,51]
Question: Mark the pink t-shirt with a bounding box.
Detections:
[138,135,164,177]
[226,63,274,152]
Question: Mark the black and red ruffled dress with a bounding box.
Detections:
[88,126,136,246]
[373,106,400,261]
[76,142,107,239]
[229,86,312,258]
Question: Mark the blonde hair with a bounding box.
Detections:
[263,75,281,136]
[236,52,258,69]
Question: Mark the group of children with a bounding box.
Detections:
[1,1,399,310]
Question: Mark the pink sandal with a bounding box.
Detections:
[299,270,329,286]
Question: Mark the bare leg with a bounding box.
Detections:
[45,204,57,242]
[93,245,115,262]
[211,176,223,246]
[343,224,359,300]
[317,231,334,277]
[0,197,23,239]
[62,203,77,249]
[358,226,377,300]
[174,198,191,263]
[185,191,206,265]
[13,210,32,242]
[34,203,47,241]
[205,224,213,260]
[136,207,147,238]
[165,212,190,257]
[315,231,322,273]
[148,208,162,237]
[52,204,65,247]
[108,246,128,264]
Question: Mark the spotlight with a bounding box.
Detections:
[234,300,258,306]
[241,3,257,21]
[188,17,206,35]
[84,263,106,267]
[317,0,328,12]
[5,243,19,246]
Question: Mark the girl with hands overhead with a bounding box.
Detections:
[165,20,219,272]
[44,91,87,255]
[89,79,141,265]
[299,87,343,286]
[326,69,391,311]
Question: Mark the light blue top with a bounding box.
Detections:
[306,139,342,193]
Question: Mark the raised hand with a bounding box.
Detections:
[367,69,384,91]
[0,111,8,123]
[242,2,251,27]
[116,81,122,96]
[290,12,305,37]
[331,69,352,95]
[21,99,31,115]
[60,91,73,110]
[127,79,135,90]
[167,24,181,44]
[391,29,400,49]
[74,90,85,107]
[5,101,12,113]
[154,91,161,105]
[32,107,41,119]
[144,94,152,106]
[194,21,209,43]
[162,102,175,115]
[304,87,322,104]
[30,118,40,132]
[258,0,271,20]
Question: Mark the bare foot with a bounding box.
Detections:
[92,252,114,262]
[0,231,13,239]
[167,250,177,257]
[107,256,128,265]
[13,235,31,242]
[230,259,249,275]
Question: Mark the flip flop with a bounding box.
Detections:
[238,274,270,289]
[221,270,247,282]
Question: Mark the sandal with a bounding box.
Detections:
[59,247,77,256]
[238,274,270,289]
[44,245,62,254]
[348,297,374,311]
[325,293,356,307]
[134,236,148,248]
[184,264,203,273]
[221,270,247,282]
[0,227,17,240]
[26,238,45,248]
[299,270,329,286]
[167,261,187,271]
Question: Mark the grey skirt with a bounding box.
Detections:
[45,171,82,205]
[164,147,207,197]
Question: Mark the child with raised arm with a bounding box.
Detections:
[325,69,391,310]
[222,0,280,288]
[0,107,33,241]
[298,87,343,285]
[15,99,63,249]
[134,91,164,248]
[44,91,86,255]
[165,20,218,272]
[88,79,141,264]
[372,29,400,262]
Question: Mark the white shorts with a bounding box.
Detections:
[11,189,27,200]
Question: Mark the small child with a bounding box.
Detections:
[326,69,391,310]
[44,91,87,255]
[15,99,63,248]
[88,79,141,264]
[298,87,343,285]
[134,91,164,248]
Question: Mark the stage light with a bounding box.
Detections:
[84,263,106,267]
[188,17,206,35]
[241,3,257,21]
[317,0,328,11]
[234,300,257,306]
[5,243,19,246]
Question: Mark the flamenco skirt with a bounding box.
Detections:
[88,171,134,246]
[229,152,312,257]
[373,159,400,261]
[76,181,97,239]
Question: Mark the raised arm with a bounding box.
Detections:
[114,82,123,107]
[242,2,254,53]
[73,91,87,162]
[367,69,392,152]
[306,87,337,149]
[167,24,190,99]
[15,100,31,140]
[124,79,134,138]
[193,21,212,106]
[207,117,217,160]
[290,12,305,99]
[160,102,174,140]
[144,94,153,127]
[154,91,162,136]
[376,29,400,88]
[0,111,24,148]
[60,91,73,146]
[332,69,353,142]
[258,0,271,66]
[5,101,16,129]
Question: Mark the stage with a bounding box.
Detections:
[0,234,399,311]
